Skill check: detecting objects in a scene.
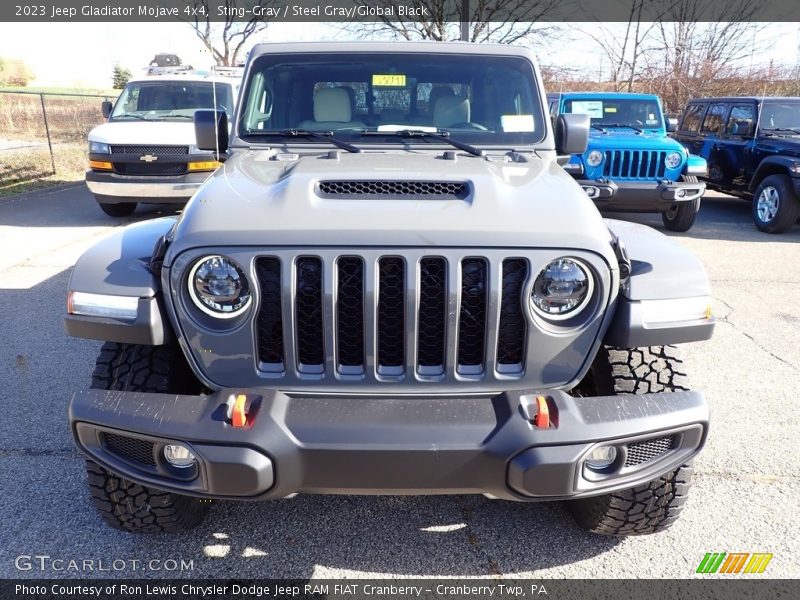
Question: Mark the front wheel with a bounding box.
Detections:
[661,175,701,232]
[566,345,694,535]
[752,174,800,233]
[85,343,209,533]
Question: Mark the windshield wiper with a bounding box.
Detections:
[761,127,800,135]
[359,129,484,157]
[591,124,606,132]
[597,122,644,133]
[112,114,145,120]
[251,129,361,153]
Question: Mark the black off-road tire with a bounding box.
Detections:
[567,345,694,535]
[97,201,137,217]
[85,342,209,533]
[752,174,800,233]
[661,175,701,232]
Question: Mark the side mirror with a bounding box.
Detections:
[194,110,229,154]
[101,100,113,119]
[555,113,589,156]
[666,117,678,133]
[731,120,754,137]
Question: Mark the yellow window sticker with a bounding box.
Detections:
[372,74,407,87]
[605,106,617,113]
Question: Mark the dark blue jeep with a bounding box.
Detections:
[549,92,707,232]
[673,96,800,233]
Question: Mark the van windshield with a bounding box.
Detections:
[238,52,546,146]
[111,81,234,121]
[562,97,663,130]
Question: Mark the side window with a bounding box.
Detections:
[725,104,756,137]
[680,104,705,133]
[701,103,727,135]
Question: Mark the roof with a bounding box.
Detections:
[686,96,800,103]
[128,74,238,85]
[550,91,661,100]
[248,40,535,59]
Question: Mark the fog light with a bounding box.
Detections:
[676,189,686,198]
[585,445,617,470]
[163,444,197,468]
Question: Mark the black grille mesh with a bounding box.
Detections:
[336,257,365,368]
[102,433,156,467]
[417,258,447,369]
[497,259,528,366]
[113,163,187,176]
[458,258,488,368]
[377,257,405,369]
[255,257,284,365]
[318,180,467,198]
[295,257,325,367]
[625,435,678,467]
[110,145,189,155]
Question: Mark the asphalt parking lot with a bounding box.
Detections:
[0,184,798,579]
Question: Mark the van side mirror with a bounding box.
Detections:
[194,110,229,154]
[101,101,113,119]
[666,117,678,133]
[555,113,589,156]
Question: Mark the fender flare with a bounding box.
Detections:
[63,217,177,345]
[749,155,800,192]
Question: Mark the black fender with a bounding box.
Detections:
[603,219,715,347]
[749,155,800,192]
[63,217,177,345]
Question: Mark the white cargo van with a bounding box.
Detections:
[86,69,240,217]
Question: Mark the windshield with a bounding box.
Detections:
[561,97,663,129]
[238,52,545,146]
[111,81,234,121]
[759,101,800,132]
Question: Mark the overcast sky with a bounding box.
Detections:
[0,21,797,89]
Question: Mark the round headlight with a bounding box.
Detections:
[665,151,683,169]
[531,258,593,319]
[188,255,252,318]
[586,150,604,167]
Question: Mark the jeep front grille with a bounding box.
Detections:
[110,145,189,155]
[603,150,666,179]
[254,253,531,380]
[317,180,468,199]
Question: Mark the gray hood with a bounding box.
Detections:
[167,149,614,263]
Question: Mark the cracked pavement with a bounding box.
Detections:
[0,186,798,579]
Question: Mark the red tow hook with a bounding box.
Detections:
[534,395,550,429]
[521,394,555,428]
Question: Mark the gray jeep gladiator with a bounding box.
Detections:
[65,42,715,536]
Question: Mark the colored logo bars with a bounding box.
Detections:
[697,552,773,574]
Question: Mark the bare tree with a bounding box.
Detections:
[185,1,274,66]
[341,0,562,45]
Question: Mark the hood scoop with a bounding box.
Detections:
[316,180,469,200]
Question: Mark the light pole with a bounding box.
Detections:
[460,0,470,41]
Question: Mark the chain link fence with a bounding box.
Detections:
[0,90,116,188]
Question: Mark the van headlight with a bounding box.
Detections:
[188,255,252,318]
[531,258,593,319]
[89,140,110,154]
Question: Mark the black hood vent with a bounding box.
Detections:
[317,180,468,199]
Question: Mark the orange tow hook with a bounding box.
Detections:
[226,394,249,428]
[534,395,550,429]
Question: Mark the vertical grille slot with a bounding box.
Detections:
[336,257,365,372]
[295,257,325,371]
[377,257,406,373]
[255,257,284,369]
[603,150,668,179]
[417,257,447,375]
[497,259,528,370]
[457,258,488,372]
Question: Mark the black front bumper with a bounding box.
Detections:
[70,388,708,502]
[578,179,706,212]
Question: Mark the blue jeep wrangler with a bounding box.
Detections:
[673,96,800,233]
[549,92,707,232]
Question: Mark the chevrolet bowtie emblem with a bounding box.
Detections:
[139,154,158,162]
